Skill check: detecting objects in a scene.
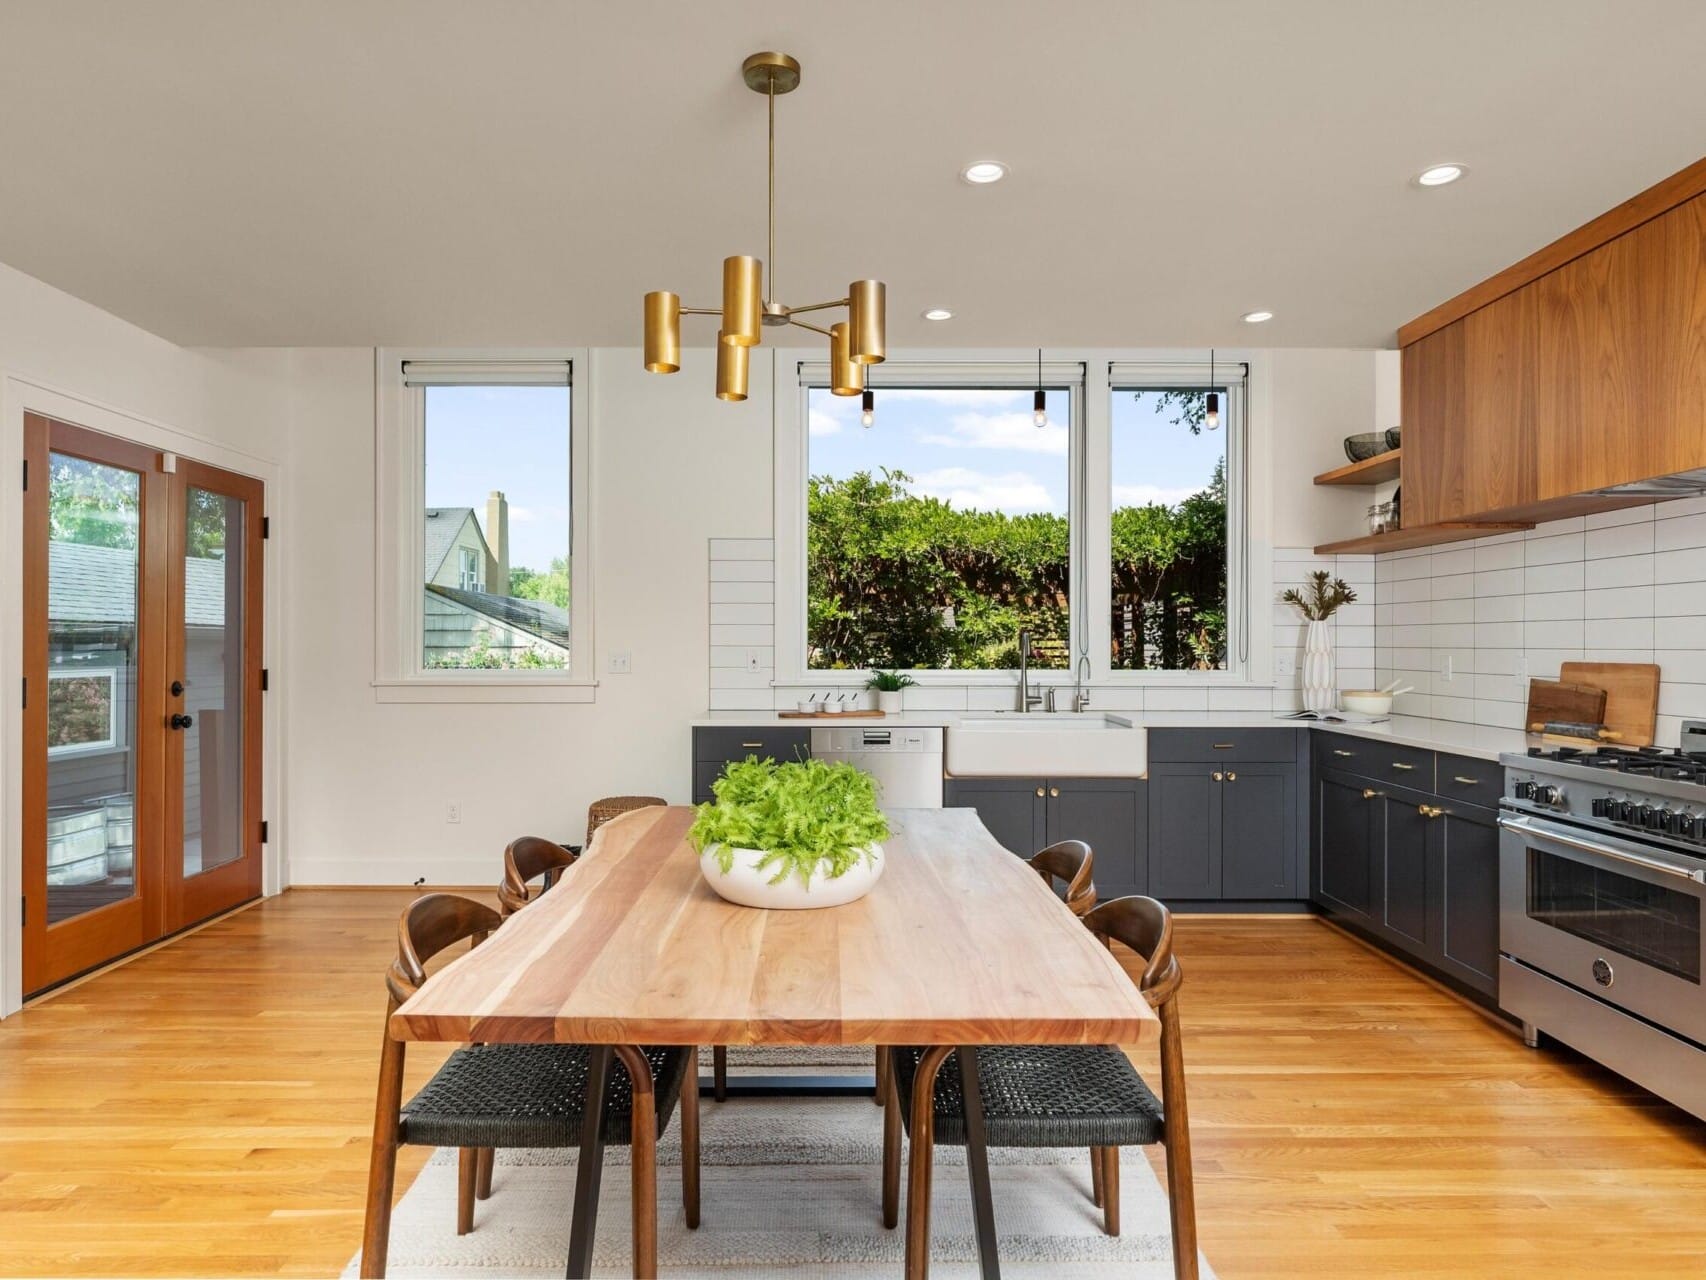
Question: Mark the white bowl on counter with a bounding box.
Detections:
[1340,689,1394,716]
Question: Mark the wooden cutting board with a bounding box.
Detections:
[1524,679,1607,734]
[1560,661,1661,748]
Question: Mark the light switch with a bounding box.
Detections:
[608,651,632,674]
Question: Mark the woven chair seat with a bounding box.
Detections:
[892,1044,1164,1148]
[400,1043,689,1149]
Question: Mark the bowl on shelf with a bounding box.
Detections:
[1343,432,1393,463]
[1385,426,1401,451]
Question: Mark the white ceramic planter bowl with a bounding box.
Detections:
[1340,689,1394,716]
[700,843,884,909]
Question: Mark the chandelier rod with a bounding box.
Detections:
[787,317,834,337]
[767,75,776,306]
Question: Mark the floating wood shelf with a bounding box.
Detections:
[1314,449,1401,486]
[1313,521,1534,556]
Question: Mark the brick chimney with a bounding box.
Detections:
[485,490,509,594]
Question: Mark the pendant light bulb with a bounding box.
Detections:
[1205,392,1220,431]
[1033,389,1048,428]
[861,389,874,428]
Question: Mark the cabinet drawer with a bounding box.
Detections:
[1435,753,1502,809]
[693,726,810,765]
[1148,727,1300,763]
[1314,733,1435,788]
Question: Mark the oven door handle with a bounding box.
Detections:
[1498,816,1706,885]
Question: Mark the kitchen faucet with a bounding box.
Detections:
[1017,629,1042,711]
[1073,653,1092,712]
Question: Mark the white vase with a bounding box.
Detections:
[1302,620,1336,714]
[700,844,884,910]
[875,689,904,714]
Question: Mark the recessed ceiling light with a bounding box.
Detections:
[1242,310,1274,324]
[922,307,954,321]
[961,161,1008,185]
[1415,163,1467,187]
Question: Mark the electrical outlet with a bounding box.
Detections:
[745,649,762,673]
[445,801,461,824]
[1274,655,1296,678]
[1440,655,1454,683]
[1514,653,1530,681]
[607,651,631,674]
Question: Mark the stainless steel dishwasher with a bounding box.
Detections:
[809,726,944,808]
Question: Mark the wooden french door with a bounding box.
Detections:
[22,413,264,995]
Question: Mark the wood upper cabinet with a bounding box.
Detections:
[1401,163,1706,526]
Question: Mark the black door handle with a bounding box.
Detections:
[170,680,185,697]
[170,713,194,730]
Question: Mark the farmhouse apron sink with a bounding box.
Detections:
[946,714,1147,778]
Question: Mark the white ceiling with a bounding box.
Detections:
[1,0,1703,350]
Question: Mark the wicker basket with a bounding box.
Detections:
[586,795,666,842]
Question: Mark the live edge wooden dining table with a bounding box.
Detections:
[388,805,1159,1279]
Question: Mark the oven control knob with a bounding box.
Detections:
[1636,804,1658,829]
[1681,813,1703,840]
[1534,784,1562,806]
[1616,799,1638,824]
[1657,808,1681,834]
[1590,796,1613,817]
[1592,958,1614,988]
[1513,780,1537,800]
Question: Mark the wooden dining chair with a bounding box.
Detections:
[882,895,1197,1280]
[497,835,578,917]
[1029,838,1097,917]
[360,893,701,1279]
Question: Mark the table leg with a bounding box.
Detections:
[956,1047,1000,1280]
[566,1044,612,1280]
[903,1046,953,1280]
[613,1045,659,1280]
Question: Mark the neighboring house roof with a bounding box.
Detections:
[425,584,570,649]
[49,541,227,627]
[424,508,492,581]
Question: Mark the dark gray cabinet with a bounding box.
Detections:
[691,726,811,804]
[1148,761,1298,901]
[1312,733,1500,1001]
[945,775,1144,898]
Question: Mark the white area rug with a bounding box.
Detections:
[348,1096,1212,1278]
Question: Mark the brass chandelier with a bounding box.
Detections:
[642,51,886,401]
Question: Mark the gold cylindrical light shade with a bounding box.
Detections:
[721,255,762,347]
[716,330,750,401]
[847,279,886,364]
[643,291,681,373]
[829,321,864,396]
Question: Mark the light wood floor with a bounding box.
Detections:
[1,891,1702,1278]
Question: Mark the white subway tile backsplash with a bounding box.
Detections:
[1653,512,1706,553]
[1474,594,1525,623]
[1524,532,1585,565]
[1523,592,1585,622]
[710,623,774,647]
[1431,572,1476,600]
[1474,568,1523,597]
[709,579,775,603]
[1586,553,1654,589]
[1584,586,1654,619]
[1654,581,1706,616]
[1656,616,1706,649]
[1585,506,1654,530]
[1144,686,1209,711]
[1474,540,1526,572]
[1586,617,1654,650]
[1585,521,1654,560]
[1208,687,1274,712]
[709,559,774,582]
[1523,561,1585,594]
[1430,547,1477,576]
[1652,548,1705,584]
[1525,617,1585,649]
[708,537,775,560]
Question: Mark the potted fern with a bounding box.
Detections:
[688,757,890,909]
[1281,571,1357,714]
[865,669,916,714]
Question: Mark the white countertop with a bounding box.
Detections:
[692,709,1530,762]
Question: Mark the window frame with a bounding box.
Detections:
[45,667,121,757]
[374,349,594,703]
[775,351,1270,686]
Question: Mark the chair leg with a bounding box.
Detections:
[1101,1146,1120,1237]
[874,1046,890,1106]
[457,1147,477,1235]
[903,1047,953,1280]
[1158,999,1199,1280]
[475,1147,494,1200]
[713,1045,728,1102]
[881,1051,902,1229]
[359,1032,406,1279]
[615,1046,658,1280]
[681,1047,701,1229]
[1090,1145,1104,1207]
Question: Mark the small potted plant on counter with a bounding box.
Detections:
[865,669,916,714]
[1281,570,1357,714]
[689,757,890,909]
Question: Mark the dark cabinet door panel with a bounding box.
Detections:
[944,778,1045,857]
[1380,789,1433,950]
[1047,778,1145,897]
[1147,765,1220,899]
[1434,806,1500,995]
[1316,769,1377,919]
[1220,765,1298,898]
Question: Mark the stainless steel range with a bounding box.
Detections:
[1499,723,1706,1121]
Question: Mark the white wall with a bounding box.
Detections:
[0,262,292,1013]
[279,347,774,884]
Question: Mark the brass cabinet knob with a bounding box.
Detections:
[1049,787,1060,798]
[1419,804,1445,819]
[1212,771,1225,782]
[1362,788,1379,799]
[1226,771,1237,782]
[1036,787,1045,797]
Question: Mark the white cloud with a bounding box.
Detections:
[921,410,1068,456]
[809,399,853,436]
[1112,483,1200,508]
[912,467,1060,514]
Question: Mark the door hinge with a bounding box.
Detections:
[261,516,270,539]
[20,896,25,926]
[22,459,28,491]
[260,668,269,692]
[20,676,26,709]
[260,820,268,844]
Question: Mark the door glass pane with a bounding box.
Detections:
[182,487,245,875]
[1527,847,1701,983]
[46,454,140,922]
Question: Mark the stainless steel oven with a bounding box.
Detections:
[1499,813,1705,1043]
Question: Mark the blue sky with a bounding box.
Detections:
[808,387,1223,515]
[423,385,570,575]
